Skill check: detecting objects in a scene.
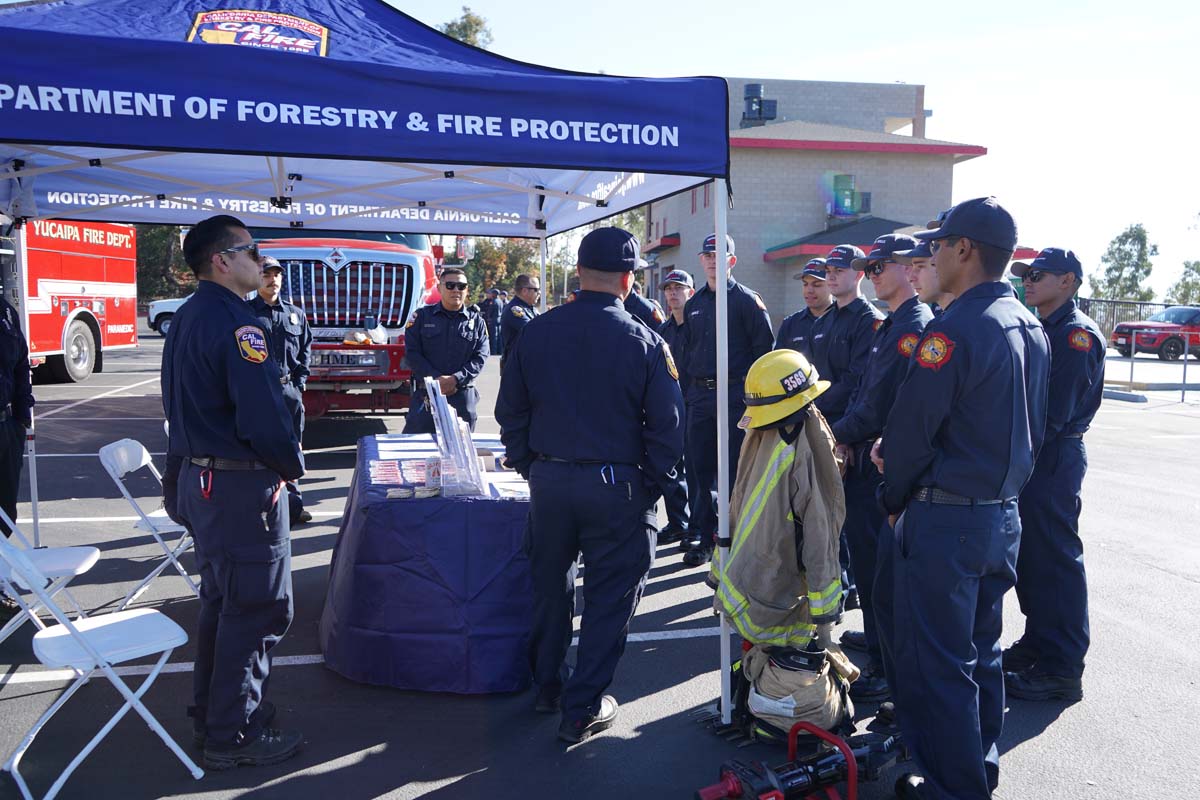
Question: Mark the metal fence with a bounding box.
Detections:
[1077,297,1181,339]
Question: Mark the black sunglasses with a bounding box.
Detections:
[1022,269,1049,283]
[220,242,259,261]
[443,281,468,291]
[864,260,897,277]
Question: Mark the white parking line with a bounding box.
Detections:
[36,377,159,419]
[15,511,344,524]
[0,627,724,686]
[37,417,164,422]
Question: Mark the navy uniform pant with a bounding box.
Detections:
[282,384,306,521]
[403,386,479,434]
[0,416,23,538]
[842,451,885,667]
[1014,437,1089,677]
[685,389,747,544]
[891,498,1019,800]
[525,460,655,721]
[661,455,692,533]
[177,461,294,747]
[872,515,898,692]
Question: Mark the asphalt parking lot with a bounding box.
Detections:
[1,321,1199,799]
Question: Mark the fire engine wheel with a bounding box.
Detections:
[50,320,97,383]
[156,313,174,337]
[1158,338,1184,361]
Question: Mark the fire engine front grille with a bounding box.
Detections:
[279,260,414,327]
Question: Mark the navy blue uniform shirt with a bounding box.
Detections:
[881,281,1050,512]
[500,296,539,363]
[246,295,312,389]
[810,296,884,424]
[0,298,33,426]
[495,290,684,494]
[405,302,489,388]
[1040,299,1105,444]
[658,314,686,352]
[832,296,934,446]
[775,303,835,359]
[162,281,303,480]
[479,297,502,327]
[675,278,773,390]
[625,292,666,329]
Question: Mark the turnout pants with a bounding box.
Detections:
[0,416,23,538]
[526,460,655,721]
[842,451,885,667]
[1014,437,1089,677]
[685,388,747,544]
[283,384,306,521]
[891,498,1019,800]
[403,386,480,434]
[177,461,294,747]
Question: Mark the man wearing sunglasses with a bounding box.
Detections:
[500,273,541,369]
[829,234,934,704]
[403,267,489,433]
[162,214,305,769]
[1004,249,1103,703]
[878,198,1050,800]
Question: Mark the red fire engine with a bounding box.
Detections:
[254,229,438,418]
[0,218,138,382]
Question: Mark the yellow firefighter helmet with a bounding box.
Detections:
[739,349,830,429]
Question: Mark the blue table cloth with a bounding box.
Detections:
[318,434,533,694]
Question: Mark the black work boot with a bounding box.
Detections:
[895,773,930,799]
[1001,637,1040,673]
[655,524,685,545]
[557,695,618,744]
[839,630,868,652]
[203,728,303,770]
[192,702,277,748]
[1005,667,1083,702]
[849,663,890,702]
[682,544,714,567]
[678,532,703,553]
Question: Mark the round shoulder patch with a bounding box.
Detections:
[897,333,920,358]
[234,325,269,364]
[754,294,767,311]
[512,306,526,319]
[916,332,955,371]
[1068,328,1092,352]
[873,319,883,332]
[662,342,679,381]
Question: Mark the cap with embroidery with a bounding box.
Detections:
[1010,248,1082,279]
[260,255,283,272]
[699,233,736,256]
[659,269,695,289]
[851,234,921,270]
[913,197,1017,251]
[825,245,866,270]
[577,227,641,272]
[800,258,828,280]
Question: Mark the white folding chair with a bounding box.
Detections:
[98,439,198,609]
[0,512,203,799]
[0,513,99,649]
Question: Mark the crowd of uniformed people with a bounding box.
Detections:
[0,198,1105,798]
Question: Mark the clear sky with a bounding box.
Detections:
[389,0,1198,299]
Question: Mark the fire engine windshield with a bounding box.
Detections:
[249,228,430,252]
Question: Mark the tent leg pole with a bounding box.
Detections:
[713,177,732,726]
[538,237,548,313]
[26,413,39,549]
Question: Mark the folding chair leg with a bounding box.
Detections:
[167,536,200,598]
[117,557,174,611]
[4,667,96,800]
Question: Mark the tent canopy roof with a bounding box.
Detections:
[0,0,728,236]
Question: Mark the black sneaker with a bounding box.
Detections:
[291,510,313,525]
[0,596,21,626]
[839,630,868,652]
[655,525,685,546]
[557,695,618,744]
[1005,668,1083,702]
[1002,637,1040,673]
[193,701,277,748]
[678,532,703,553]
[682,545,713,567]
[534,684,561,714]
[849,664,890,702]
[203,727,303,770]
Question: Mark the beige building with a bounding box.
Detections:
[642,78,987,327]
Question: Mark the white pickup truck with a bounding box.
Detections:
[147,294,192,337]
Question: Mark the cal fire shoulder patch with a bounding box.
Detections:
[916,332,955,371]
[511,306,526,319]
[897,333,920,358]
[1068,328,1092,352]
[652,304,666,324]
[234,325,269,364]
[662,342,679,381]
[754,294,768,311]
[873,319,883,332]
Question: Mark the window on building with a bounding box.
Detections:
[691,189,697,214]
[703,183,710,208]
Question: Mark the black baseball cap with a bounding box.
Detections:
[1011,248,1082,279]
[700,233,736,256]
[825,245,866,270]
[913,197,1017,251]
[577,227,640,272]
[851,234,920,270]
[800,258,828,280]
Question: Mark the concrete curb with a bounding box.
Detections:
[1103,387,1148,403]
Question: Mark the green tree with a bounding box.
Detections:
[1088,223,1157,301]
[135,224,193,300]
[461,237,539,301]
[439,6,492,48]
[1167,260,1200,306]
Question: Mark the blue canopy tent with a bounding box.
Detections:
[0,0,741,725]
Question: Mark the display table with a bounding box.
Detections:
[318,433,533,694]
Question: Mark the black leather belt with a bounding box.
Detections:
[190,456,268,471]
[912,487,1008,506]
[693,376,744,389]
[537,455,627,465]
